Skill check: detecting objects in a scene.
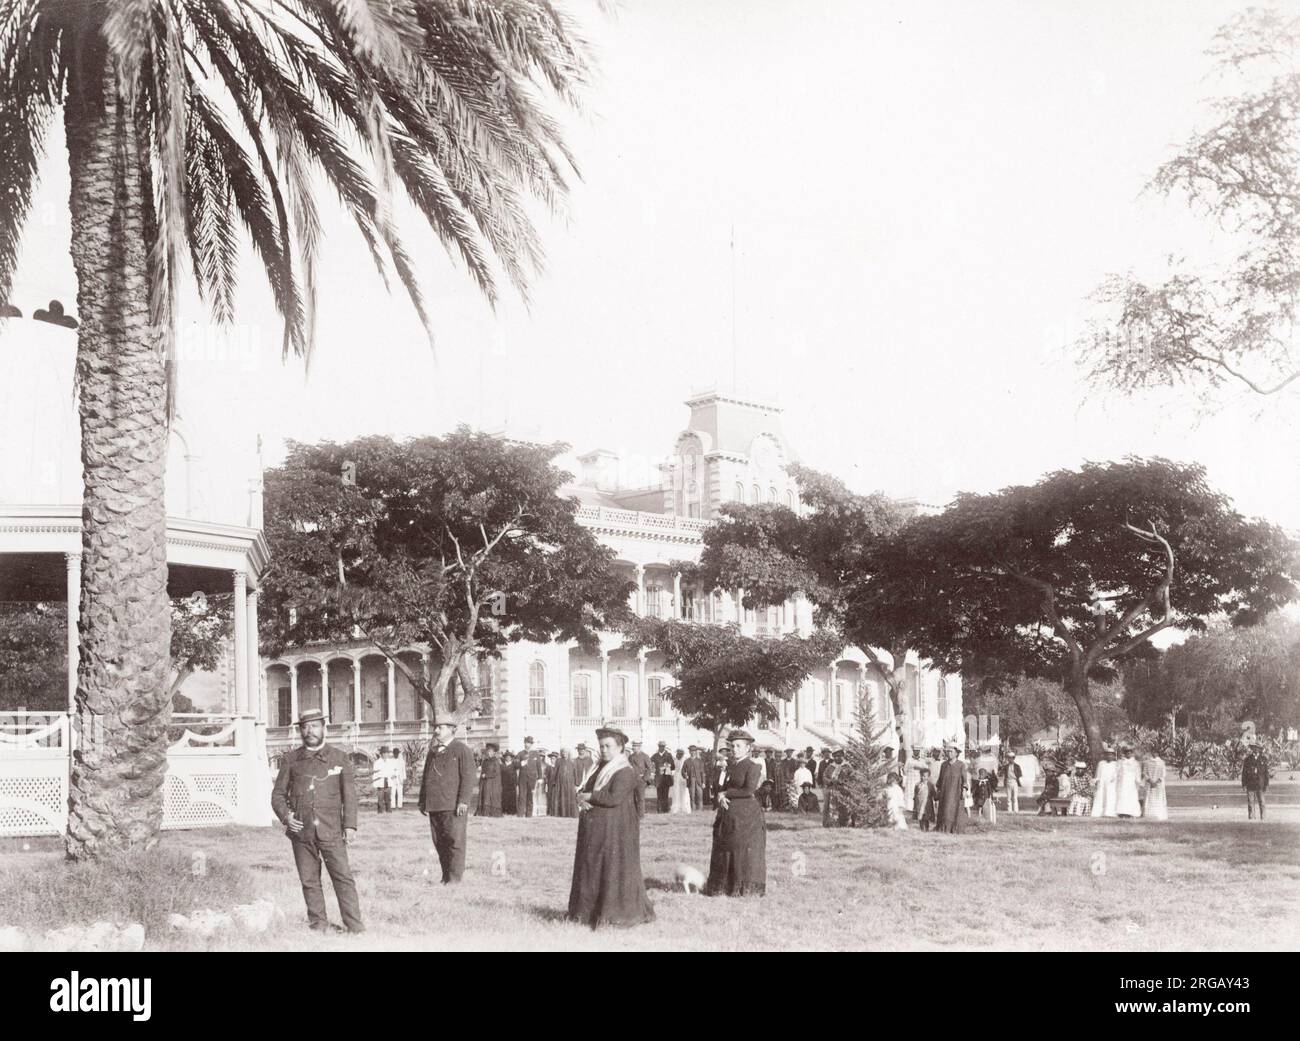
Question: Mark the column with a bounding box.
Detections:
[289,662,299,724]
[827,663,837,724]
[352,659,363,724]
[321,660,331,725]
[635,564,645,616]
[65,553,80,714]
[232,571,249,715]
[857,663,868,724]
[598,650,609,722]
[672,571,682,619]
[246,590,261,722]
[637,650,648,731]
[386,659,397,721]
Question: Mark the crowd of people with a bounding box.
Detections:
[271,713,1278,935]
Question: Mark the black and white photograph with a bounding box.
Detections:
[0,0,1297,991]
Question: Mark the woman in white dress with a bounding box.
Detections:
[1090,746,1119,818]
[1114,745,1143,817]
[884,773,908,830]
[1141,752,1168,820]
[670,749,692,813]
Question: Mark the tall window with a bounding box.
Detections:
[834,681,848,719]
[611,675,630,717]
[768,486,778,502]
[528,661,547,716]
[734,482,744,502]
[571,673,591,718]
[786,490,796,510]
[750,484,761,504]
[817,681,830,720]
[647,678,664,717]
[937,677,948,720]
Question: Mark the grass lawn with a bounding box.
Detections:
[3,795,1298,951]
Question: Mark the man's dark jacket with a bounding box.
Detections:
[420,738,477,813]
[1242,754,1270,792]
[272,744,358,844]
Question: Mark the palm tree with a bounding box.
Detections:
[0,0,593,859]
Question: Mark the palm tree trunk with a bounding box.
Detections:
[63,53,172,858]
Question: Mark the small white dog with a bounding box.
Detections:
[674,863,705,894]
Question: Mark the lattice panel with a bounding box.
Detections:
[161,773,238,830]
[0,775,67,836]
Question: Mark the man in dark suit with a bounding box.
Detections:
[419,719,476,883]
[517,736,545,817]
[271,709,364,933]
[651,740,675,813]
[627,740,653,819]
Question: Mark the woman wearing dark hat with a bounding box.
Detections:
[704,728,767,896]
[476,744,502,817]
[568,727,655,928]
[500,752,518,816]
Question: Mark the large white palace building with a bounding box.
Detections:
[263,391,963,756]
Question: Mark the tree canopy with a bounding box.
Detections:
[1123,613,1300,740]
[261,429,633,720]
[865,458,1297,762]
[1082,8,1300,401]
[622,617,840,744]
[686,464,920,725]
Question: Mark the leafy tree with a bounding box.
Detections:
[1082,9,1300,401]
[0,1,596,857]
[0,595,232,711]
[261,431,632,722]
[686,464,921,737]
[1123,613,1300,740]
[827,697,890,828]
[622,617,840,749]
[964,671,1129,747]
[167,592,233,701]
[866,458,1297,764]
[0,602,66,711]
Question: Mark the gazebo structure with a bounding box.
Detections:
[0,305,273,836]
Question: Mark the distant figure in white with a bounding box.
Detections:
[1090,745,1118,818]
[1114,744,1142,818]
[884,772,908,830]
[1142,751,1168,821]
[390,747,405,809]
[671,749,692,814]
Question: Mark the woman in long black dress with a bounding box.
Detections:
[500,752,518,817]
[477,743,503,817]
[704,729,766,897]
[568,728,655,928]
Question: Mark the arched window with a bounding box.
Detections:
[768,486,778,502]
[733,482,744,502]
[786,490,796,510]
[528,661,547,716]
[937,677,948,720]
[610,674,630,717]
[571,673,591,718]
[750,484,761,504]
[647,678,665,718]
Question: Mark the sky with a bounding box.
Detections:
[7,0,1300,529]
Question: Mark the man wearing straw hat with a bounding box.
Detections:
[271,709,364,933]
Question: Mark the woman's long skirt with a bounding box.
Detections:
[1143,781,1168,820]
[567,804,655,928]
[501,769,517,816]
[477,773,502,817]
[704,799,767,896]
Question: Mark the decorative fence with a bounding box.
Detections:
[0,713,71,837]
[0,711,274,838]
